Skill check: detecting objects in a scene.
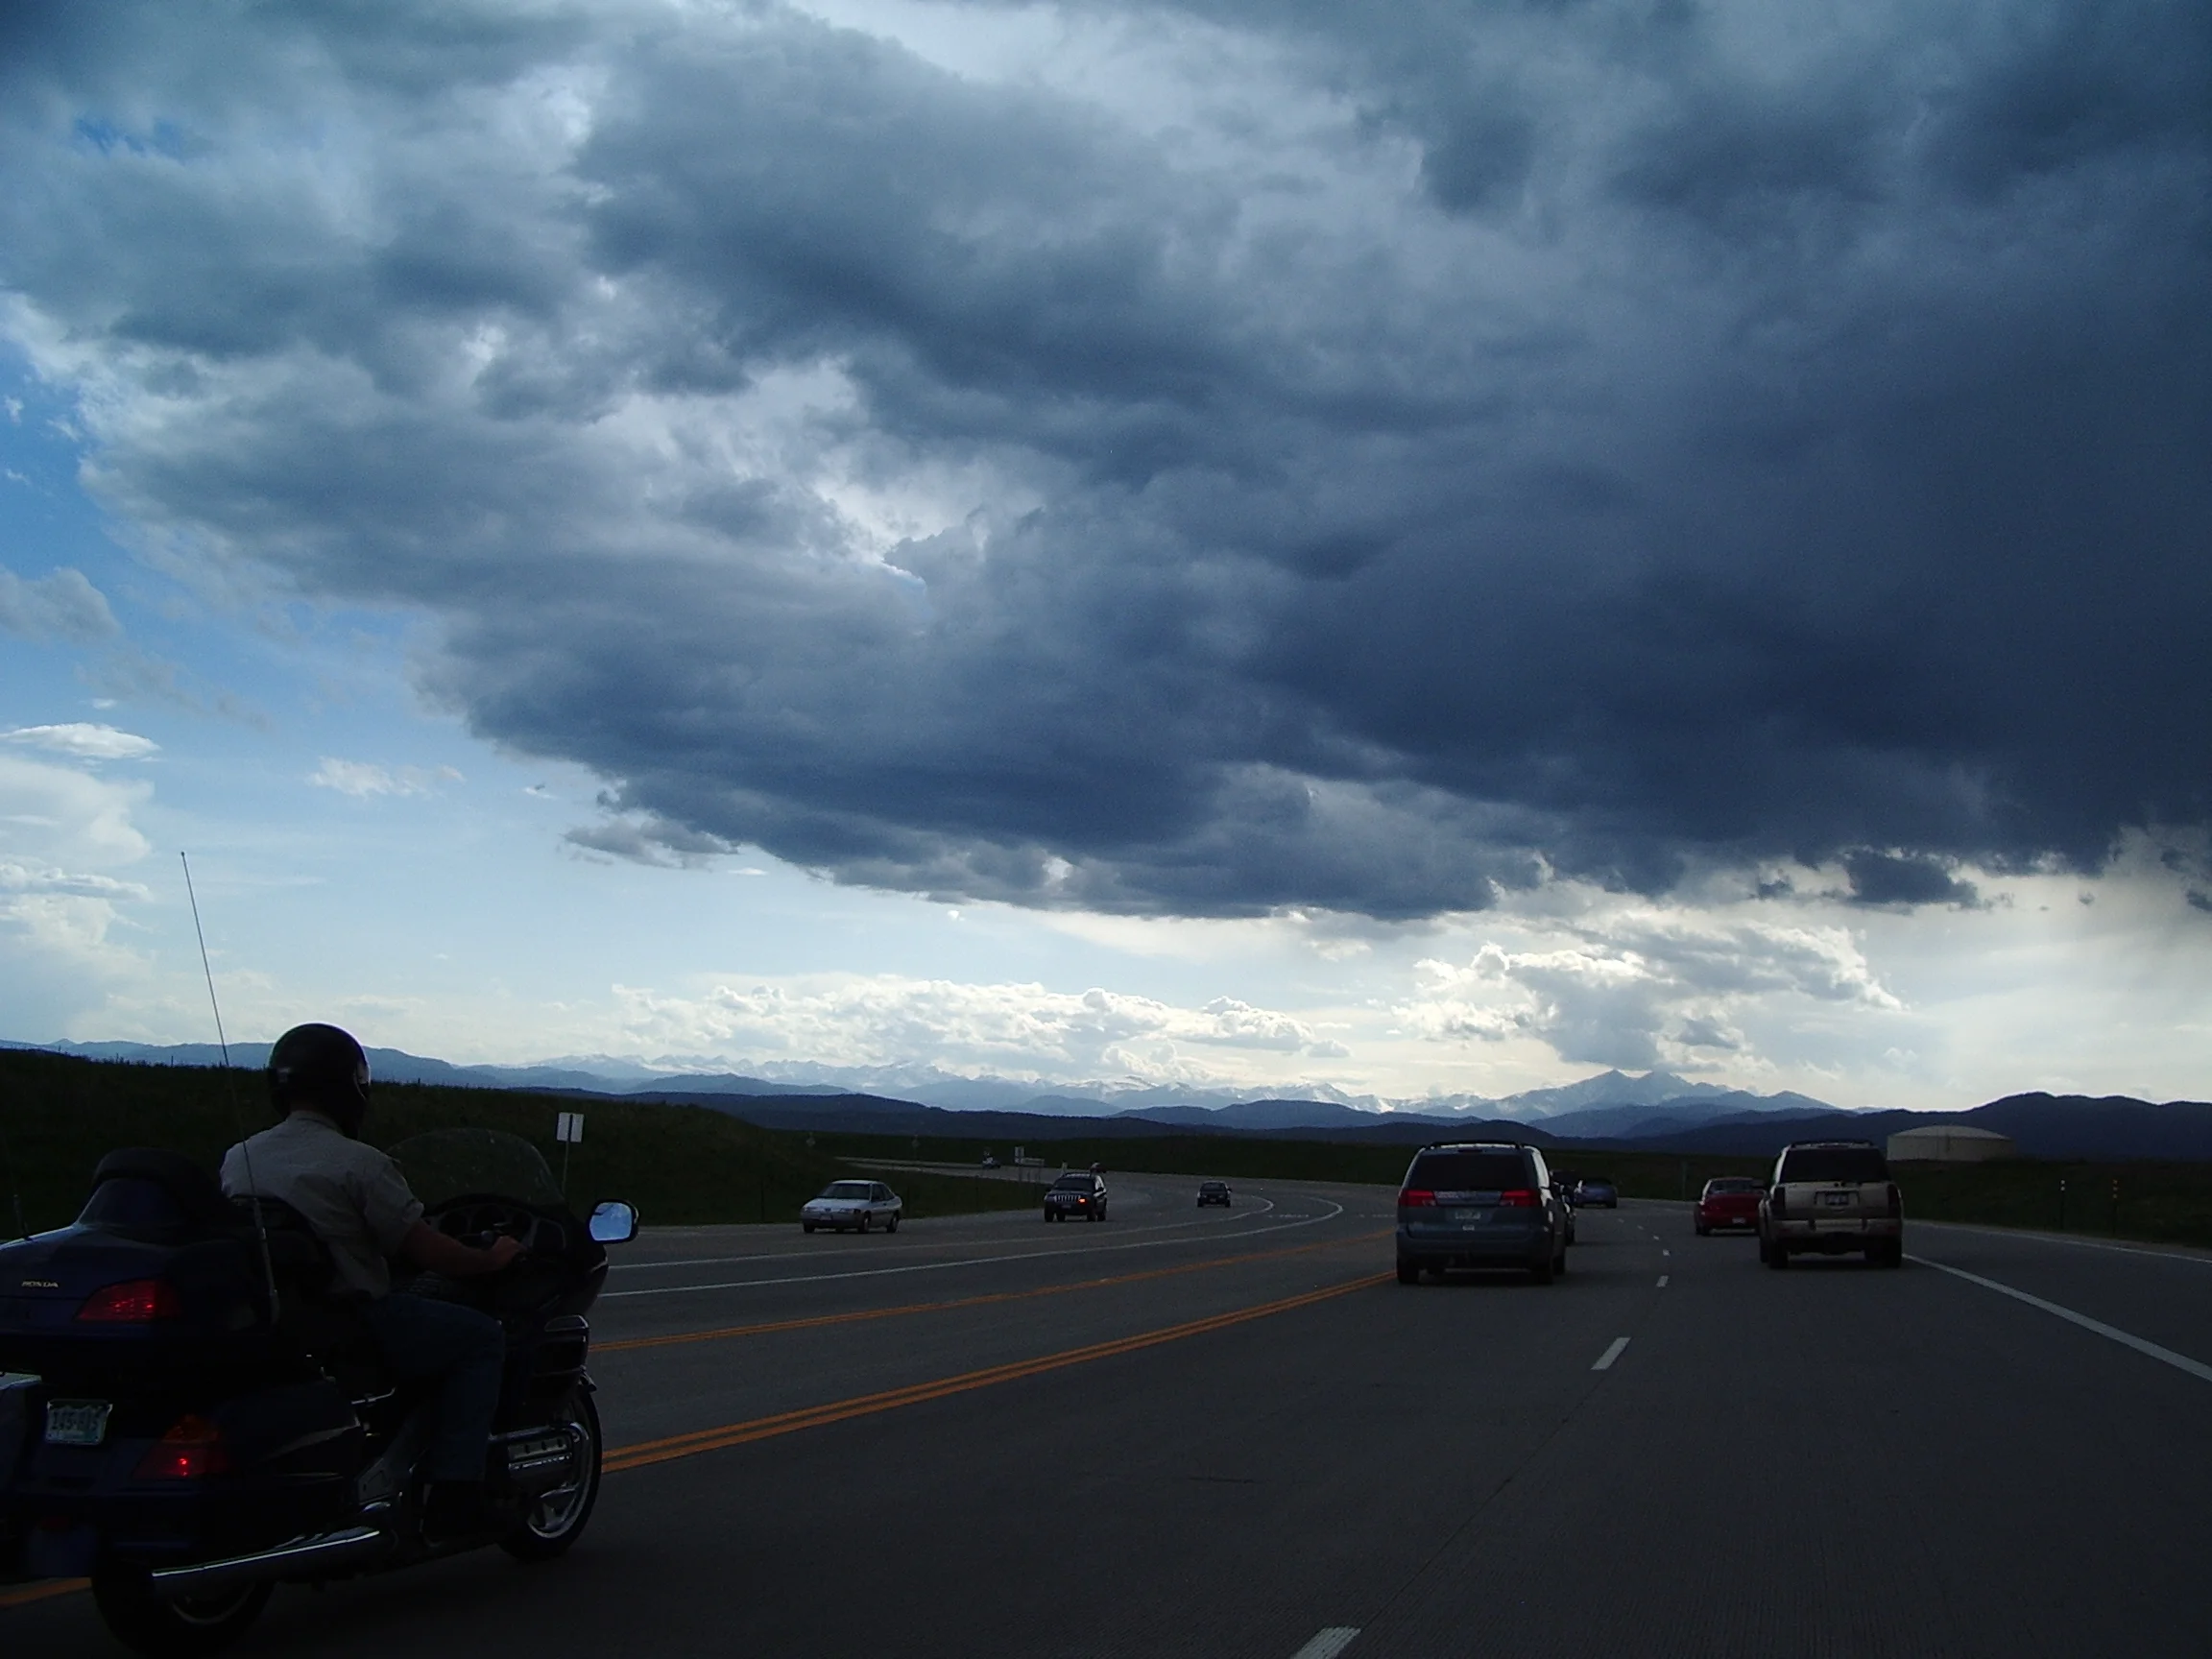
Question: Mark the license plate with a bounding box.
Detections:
[1451,1209,1489,1222]
[1818,1191,1852,1207]
[43,1400,112,1447]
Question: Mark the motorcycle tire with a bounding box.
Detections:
[502,1387,603,1563]
[93,1563,271,1659]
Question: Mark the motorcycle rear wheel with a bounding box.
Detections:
[92,1564,271,1659]
[501,1387,603,1562]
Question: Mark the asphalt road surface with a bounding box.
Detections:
[7,1178,2209,1656]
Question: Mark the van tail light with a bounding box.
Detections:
[1768,1188,1787,1218]
[134,1415,230,1480]
[1496,1190,1540,1208]
[1887,1183,1903,1218]
[76,1279,182,1323]
[1399,1189,1437,1208]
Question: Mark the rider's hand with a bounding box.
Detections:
[483,1235,526,1271]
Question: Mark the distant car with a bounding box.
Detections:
[1551,1179,1577,1244]
[1759,1141,1902,1268]
[1196,1180,1233,1208]
[1575,1176,1619,1209]
[1090,1162,1106,1174]
[1396,1142,1568,1286]
[1695,1176,1764,1235]
[801,1180,902,1234]
[979,1155,999,1169]
[1044,1171,1108,1221]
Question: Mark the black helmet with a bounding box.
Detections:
[267,1022,372,1137]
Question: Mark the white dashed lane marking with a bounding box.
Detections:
[1657,1274,1669,1287]
[1592,1336,1631,1371]
[1289,1629,1360,1659]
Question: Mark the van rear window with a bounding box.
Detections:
[1778,1146,1889,1184]
[1407,1152,1528,1191]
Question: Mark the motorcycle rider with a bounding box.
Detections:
[220,1022,522,1540]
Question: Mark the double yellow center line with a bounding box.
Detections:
[597,1229,1390,1355]
[604,1269,1389,1474]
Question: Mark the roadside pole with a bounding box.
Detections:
[555,1111,585,1201]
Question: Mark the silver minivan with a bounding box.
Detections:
[1396,1142,1569,1285]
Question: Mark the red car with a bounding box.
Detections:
[1695,1176,1764,1235]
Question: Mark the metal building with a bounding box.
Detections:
[1887,1124,2017,1163]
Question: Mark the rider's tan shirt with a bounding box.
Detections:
[220,1110,423,1299]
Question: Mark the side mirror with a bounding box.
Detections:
[589,1200,639,1244]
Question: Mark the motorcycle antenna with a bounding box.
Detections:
[181,852,280,1323]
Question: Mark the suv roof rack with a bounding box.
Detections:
[1415,1141,1531,1152]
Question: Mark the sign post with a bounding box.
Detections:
[555,1112,585,1199]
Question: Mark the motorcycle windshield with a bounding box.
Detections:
[389,1128,565,1210]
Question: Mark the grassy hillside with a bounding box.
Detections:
[0,1050,1035,1233]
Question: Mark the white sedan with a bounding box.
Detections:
[801,1180,902,1234]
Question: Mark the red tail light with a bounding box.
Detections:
[1399,1189,1437,1208]
[133,1415,230,1480]
[76,1279,182,1323]
[1496,1189,1540,1208]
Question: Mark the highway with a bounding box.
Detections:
[7,1176,2208,1656]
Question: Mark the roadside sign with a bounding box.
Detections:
[556,1112,585,1144]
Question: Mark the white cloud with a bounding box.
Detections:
[0,755,157,1026]
[3,723,158,761]
[0,753,152,868]
[1399,899,1903,1072]
[308,758,464,799]
[605,974,1347,1085]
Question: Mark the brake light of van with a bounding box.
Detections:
[76,1279,183,1323]
[1399,1189,1437,1208]
[133,1415,230,1480]
[1496,1190,1540,1208]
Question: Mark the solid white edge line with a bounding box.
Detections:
[1288,1628,1361,1659]
[1914,1222,2212,1267]
[1910,1256,2212,1384]
[604,1198,1349,1298]
[1592,1335,1630,1371]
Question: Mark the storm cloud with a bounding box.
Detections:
[3,0,2205,917]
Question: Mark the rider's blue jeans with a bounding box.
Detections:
[360,1293,506,1482]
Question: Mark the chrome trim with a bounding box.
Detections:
[148,1526,389,1596]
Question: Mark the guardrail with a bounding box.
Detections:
[845,1158,1063,1187]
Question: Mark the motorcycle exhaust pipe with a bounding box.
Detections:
[148,1526,390,1598]
[496,1422,587,1494]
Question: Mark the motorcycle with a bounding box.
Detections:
[0,1126,637,1654]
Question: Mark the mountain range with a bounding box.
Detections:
[9,1039,2207,1161]
[12,1042,1835,1128]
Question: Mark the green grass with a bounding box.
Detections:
[0,1050,1037,1233]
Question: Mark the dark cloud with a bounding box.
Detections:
[0,565,116,643]
[1842,851,1981,909]
[2,0,2206,916]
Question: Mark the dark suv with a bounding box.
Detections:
[1044,1172,1108,1221]
[1396,1142,1569,1285]
[1759,1141,1903,1268]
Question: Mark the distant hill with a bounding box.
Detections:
[1610,1093,2212,1162]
